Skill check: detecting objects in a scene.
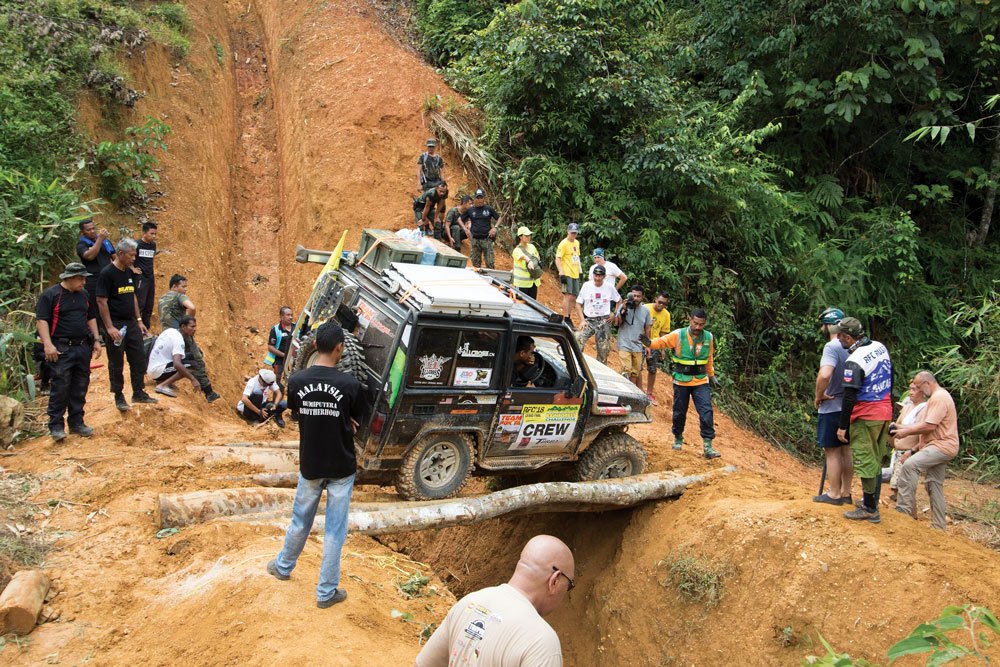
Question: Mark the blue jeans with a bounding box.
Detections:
[274,473,355,602]
[672,383,715,439]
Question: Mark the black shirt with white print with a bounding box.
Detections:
[287,365,365,480]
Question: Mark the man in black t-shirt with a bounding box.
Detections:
[75,218,115,321]
[265,305,295,381]
[461,188,501,269]
[97,238,158,411]
[267,322,367,609]
[134,221,158,328]
[36,263,102,441]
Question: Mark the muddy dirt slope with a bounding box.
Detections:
[2,0,999,665]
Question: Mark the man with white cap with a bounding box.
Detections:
[511,226,542,299]
[237,367,286,428]
[588,247,628,291]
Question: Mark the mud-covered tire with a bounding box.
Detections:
[571,432,647,481]
[395,433,475,501]
[292,331,367,389]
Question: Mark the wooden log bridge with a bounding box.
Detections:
[157,467,737,534]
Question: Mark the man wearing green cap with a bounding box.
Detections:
[35,263,102,441]
[418,138,445,191]
[511,226,542,299]
[835,317,893,524]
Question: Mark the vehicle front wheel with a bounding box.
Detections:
[395,433,475,501]
[571,431,647,481]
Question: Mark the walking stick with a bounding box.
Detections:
[818,459,827,496]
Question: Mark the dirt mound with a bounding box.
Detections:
[3,0,999,664]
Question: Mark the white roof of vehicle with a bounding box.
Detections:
[384,263,514,316]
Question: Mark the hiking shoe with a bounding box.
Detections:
[132,392,159,405]
[155,386,177,398]
[672,439,683,451]
[703,447,721,459]
[275,415,286,428]
[205,391,221,403]
[317,588,347,608]
[812,493,844,505]
[266,559,290,581]
[844,506,881,523]
[115,393,130,411]
[69,424,94,437]
[50,428,67,442]
[646,393,659,406]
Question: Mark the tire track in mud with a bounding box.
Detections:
[226,1,285,340]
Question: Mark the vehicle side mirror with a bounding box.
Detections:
[565,375,586,399]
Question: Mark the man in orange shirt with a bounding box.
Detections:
[646,308,720,459]
[890,371,959,530]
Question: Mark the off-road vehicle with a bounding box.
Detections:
[287,230,653,500]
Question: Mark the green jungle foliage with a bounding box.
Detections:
[0,0,185,398]
[416,0,1000,464]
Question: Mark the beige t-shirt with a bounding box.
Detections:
[415,584,562,667]
[919,387,959,458]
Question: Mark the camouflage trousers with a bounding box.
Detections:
[181,333,212,392]
[576,317,612,364]
[470,238,495,269]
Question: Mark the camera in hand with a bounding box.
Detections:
[625,294,639,309]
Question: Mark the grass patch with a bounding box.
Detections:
[213,37,225,65]
[658,553,731,606]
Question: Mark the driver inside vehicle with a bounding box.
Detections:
[512,335,555,388]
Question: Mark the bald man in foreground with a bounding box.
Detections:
[415,535,574,666]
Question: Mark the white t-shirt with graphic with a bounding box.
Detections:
[576,281,621,318]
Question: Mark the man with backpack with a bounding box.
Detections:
[417,138,445,191]
[35,263,102,441]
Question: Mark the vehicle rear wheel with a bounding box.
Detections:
[291,331,367,389]
[571,431,647,481]
[395,433,475,501]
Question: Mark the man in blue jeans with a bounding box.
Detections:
[267,321,367,608]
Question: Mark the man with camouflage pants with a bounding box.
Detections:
[574,265,619,364]
[157,274,219,402]
[461,188,500,269]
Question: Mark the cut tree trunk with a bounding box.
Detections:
[189,446,298,472]
[157,468,737,532]
[220,441,298,450]
[251,472,298,487]
[0,569,50,635]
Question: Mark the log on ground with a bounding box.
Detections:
[189,445,299,472]
[0,569,50,635]
[158,468,736,531]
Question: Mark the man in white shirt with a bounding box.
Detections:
[148,316,207,398]
[415,535,573,667]
[587,247,628,291]
[575,265,620,364]
[237,367,286,428]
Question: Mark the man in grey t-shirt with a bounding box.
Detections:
[615,285,652,388]
[813,307,853,505]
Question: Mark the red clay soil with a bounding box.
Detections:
[2,0,999,665]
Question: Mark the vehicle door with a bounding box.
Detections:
[380,319,506,459]
[484,330,588,459]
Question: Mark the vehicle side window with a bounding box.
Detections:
[510,334,574,390]
[407,328,501,388]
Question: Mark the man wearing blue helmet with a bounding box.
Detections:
[813,307,853,505]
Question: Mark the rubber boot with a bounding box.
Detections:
[672,437,683,451]
[703,438,721,459]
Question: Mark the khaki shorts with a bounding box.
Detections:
[619,349,643,377]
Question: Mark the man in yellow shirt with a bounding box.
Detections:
[642,292,671,405]
[555,223,581,326]
[646,308,720,459]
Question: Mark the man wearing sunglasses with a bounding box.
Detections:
[416,535,574,666]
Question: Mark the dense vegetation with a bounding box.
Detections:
[0,0,184,399]
[415,0,1000,468]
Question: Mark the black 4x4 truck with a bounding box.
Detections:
[287,230,653,501]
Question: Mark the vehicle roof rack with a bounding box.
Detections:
[381,263,515,317]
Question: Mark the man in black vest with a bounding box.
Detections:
[35,263,102,441]
[134,221,158,329]
[97,238,158,411]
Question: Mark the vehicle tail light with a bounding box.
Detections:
[371,412,386,435]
